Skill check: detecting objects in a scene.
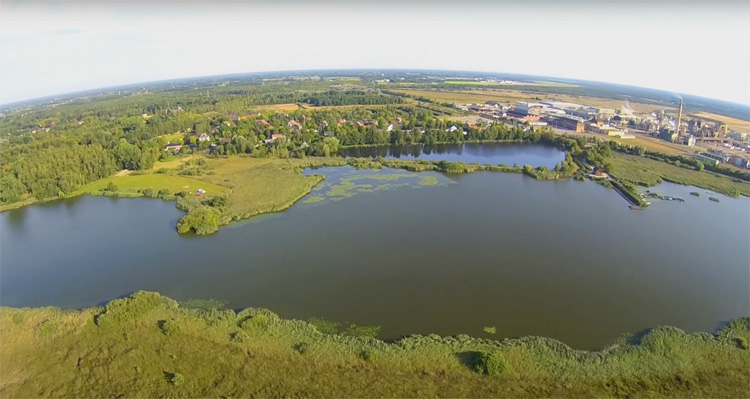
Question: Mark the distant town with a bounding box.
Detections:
[454,91,750,169]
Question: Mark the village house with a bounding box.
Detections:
[288,120,302,131]
[255,119,271,127]
[198,133,211,142]
[337,118,346,125]
[164,143,182,151]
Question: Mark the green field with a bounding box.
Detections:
[609,153,750,197]
[78,174,228,196]
[1,291,748,398]
[197,157,324,222]
[156,132,185,144]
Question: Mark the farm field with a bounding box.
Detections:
[443,80,580,88]
[692,112,750,133]
[391,88,672,114]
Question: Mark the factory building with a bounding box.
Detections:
[549,115,586,132]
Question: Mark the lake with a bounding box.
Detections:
[1,167,748,350]
[339,143,566,168]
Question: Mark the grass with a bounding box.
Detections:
[608,152,750,197]
[1,291,748,398]
[692,112,750,133]
[156,132,185,144]
[77,174,227,197]
[610,137,698,155]
[298,103,410,111]
[251,103,302,111]
[150,155,198,171]
[195,157,324,223]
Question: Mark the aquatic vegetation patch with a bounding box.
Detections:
[303,195,325,204]
[303,167,448,206]
[420,176,440,186]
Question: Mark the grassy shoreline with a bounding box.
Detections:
[608,152,750,198]
[1,291,748,398]
[2,149,747,223]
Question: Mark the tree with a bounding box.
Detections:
[106,181,118,192]
[114,139,142,170]
[176,206,221,235]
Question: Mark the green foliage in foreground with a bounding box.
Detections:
[1,291,749,398]
[474,350,508,376]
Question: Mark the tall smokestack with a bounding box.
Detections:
[676,99,683,137]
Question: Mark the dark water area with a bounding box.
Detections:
[2,168,748,350]
[340,143,566,169]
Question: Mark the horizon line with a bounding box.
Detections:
[3,68,749,110]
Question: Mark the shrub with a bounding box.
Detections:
[293,342,309,355]
[158,188,171,197]
[736,337,749,350]
[95,291,175,327]
[35,319,58,337]
[359,349,378,363]
[12,313,23,325]
[158,319,181,336]
[230,331,250,343]
[142,188,154,197]
[483,326,497,335]
[240,314,270,331]
[167,372,185,386]
[474,350,507,376]
[106,181,119,192]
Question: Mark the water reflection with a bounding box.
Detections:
[340,143,565,168]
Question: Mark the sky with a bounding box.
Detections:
[1,0,749,105]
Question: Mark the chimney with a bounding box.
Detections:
[676,99,683,136]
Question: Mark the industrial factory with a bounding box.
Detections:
[457,97,750,169]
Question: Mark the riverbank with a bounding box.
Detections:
[1,291,747,398]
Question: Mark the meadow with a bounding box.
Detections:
[77,174,227,196]
[610,137,700,155]
[1,291,748,398]
[196,156,324,223]
[609,152,750,197]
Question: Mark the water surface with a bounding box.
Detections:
[340,143,565,168]
[2,168,748,349]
